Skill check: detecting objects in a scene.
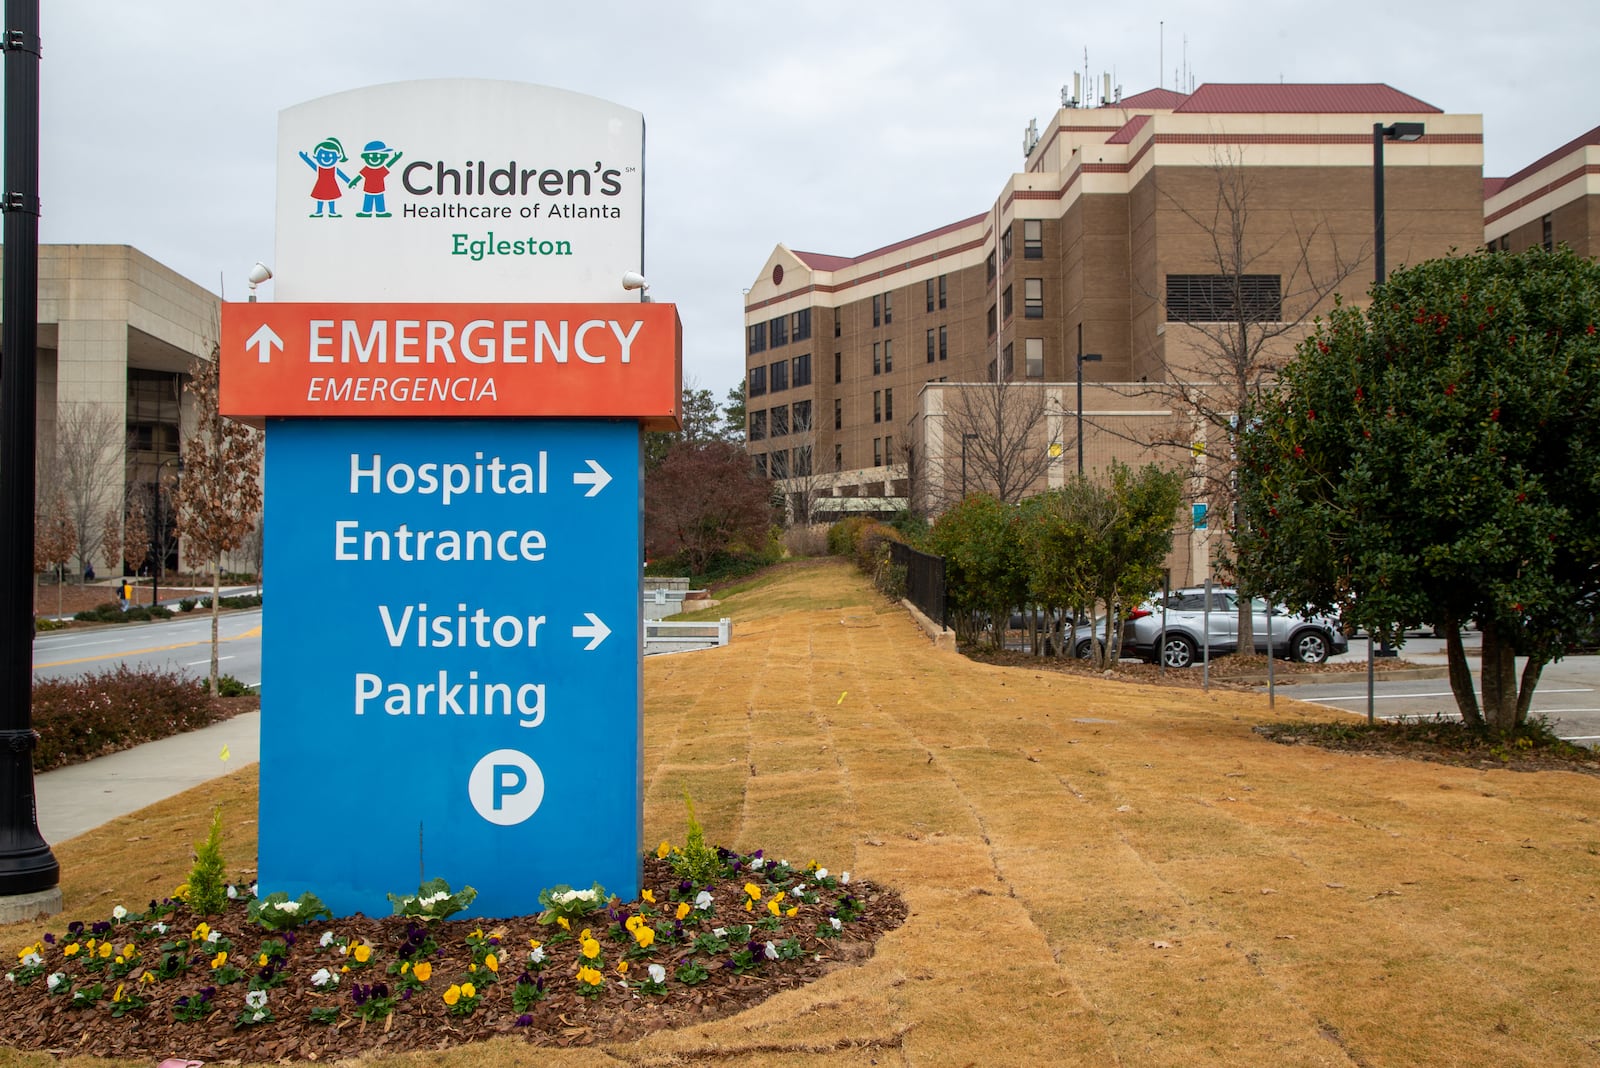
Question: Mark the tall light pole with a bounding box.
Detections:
[1076,322,1101,476]
[1373,121,1425,288]
[1372,121,1423,663]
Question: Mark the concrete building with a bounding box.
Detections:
[4,244,223,576]
[743,82,1486,584]
[1485,123,1600,258]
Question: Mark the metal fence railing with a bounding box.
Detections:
[891,541,947,630]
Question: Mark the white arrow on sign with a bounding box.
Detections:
[573,459,612,498]
[572,613,611,650]
[247,324,284,363]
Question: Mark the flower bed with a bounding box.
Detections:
[0,849,904,1061]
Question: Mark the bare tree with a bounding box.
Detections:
[1129,150,1364,647]
[98,507,120,583]
[937,379,1052,507]
[122,490,150,592]
[175,349,264,694]
[51,403,124,575]
[34,487,76,617]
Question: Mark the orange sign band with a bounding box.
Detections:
[220,301,682,428]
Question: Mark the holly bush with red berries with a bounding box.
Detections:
[1236,246,1600,735]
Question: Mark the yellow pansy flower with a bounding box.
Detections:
[577,965,603,986]
[352,943,371,963]
[139,972,156,985]
[744,899,753,911]
[122,944,136,958]
[744,883,761,900]
[633,926,655,950]
[625,914,645,933]
[191,923,210,942]
[675,902,691,921]
[211,951,228,969]
[767,899,781,916]
[556,916,570,931]
[400,961,411,975]
[412,961,432,983]
[786,906,798,917]
[641,889,656,904]
[484,953,498,973]
[529,939,542,951]
[616,961,629,975]
[112,983,127,1002]
[99,942,113,959]
[63,942,80,958]
[461,981,476,998]
[442,984,461,1006]
[656,840,672,859]
[580,936,601,960]
[258,953,269,967]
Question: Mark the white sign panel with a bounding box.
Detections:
[276,80,644,303]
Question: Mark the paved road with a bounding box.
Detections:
[32,608,263,687]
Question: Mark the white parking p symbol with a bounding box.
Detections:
[468,749,544,825]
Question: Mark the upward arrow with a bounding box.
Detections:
[246,324,283,363]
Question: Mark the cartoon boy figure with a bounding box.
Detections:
[299,137,351,218]
[348,140,403,218]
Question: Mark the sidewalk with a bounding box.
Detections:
[33,710,260,844]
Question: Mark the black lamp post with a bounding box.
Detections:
[1076,323,1101,476]
[960,432,980,497]
[0,0,59,907]
[1373,121,1425,288]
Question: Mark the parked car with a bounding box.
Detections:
[1120,587,1348,668]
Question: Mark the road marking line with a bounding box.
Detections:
[33,629,259,669]
[186,656,235,667]
[1311,687,1593,703]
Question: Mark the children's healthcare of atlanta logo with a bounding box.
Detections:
[299,136,404,219]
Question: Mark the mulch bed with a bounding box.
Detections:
[964,644,1425,690]
[0,856,906,1062]
[1254,720,1600,777]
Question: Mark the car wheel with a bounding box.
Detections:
[1293,630,1330,664]
[1074,638,1094,659]
[1161,634,1196,669]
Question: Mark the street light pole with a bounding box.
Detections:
[1076,323,1101,477]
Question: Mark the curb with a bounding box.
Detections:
[1238,666,1448,686]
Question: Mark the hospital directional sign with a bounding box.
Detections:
[257,417,644,919]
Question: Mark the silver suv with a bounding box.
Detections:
[1122,587,1348,669]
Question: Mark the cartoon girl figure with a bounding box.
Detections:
[348,140,403,217]
[298,137,351,218]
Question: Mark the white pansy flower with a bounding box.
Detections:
[319,931,335,948]
[152,922,169,935]
[694,890,713,911]
[750,857,765,870]
[206,930,221,944]
[815,867,829,879]
[647,963,666,984]
[763,941,779,960]
[249,883,258,896]
[227,885,238,900]
[111,905,127,920]
[310,967,335,988]
[46,972,64,992]
[20,952,41,967]
[245,989,268,1009]
[529,945,546,964]
[712,927,727,938]
[829,917,842,931]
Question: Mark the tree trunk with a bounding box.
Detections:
[1479,621,1519,736]
[209,556,222,697]
[1442,610,1483,731]
[1236,594,1254,656]
[1515,655,1545,728]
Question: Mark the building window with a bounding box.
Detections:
[939,325,948,361]
[873,390,882,423]
[1002,285,1013,321]
[926,278,935,313]
[1024,219,1042,259]
[770,405,789,437]
[1002,343,1014,379]
[770,449,788,478]
[1165,274,1283,322]
[753,453,767,477]
[834,443,843,471]
[882,292,892,324]
[883,434,892,461]
[834,351,841,383]
[792,399,812,432]
[939,274,947,309]
[792,444,812,477]
[1025,337,1044,378]
[749,365,766,397]
[769,359,788,392]
[872,295,881,327]
[770,315,788,347]
[884,387,892,421]
[834,397,842,430]
[749,409,767,441]
[1025,278,1043,319]
[873,438,882,467]
[926,328,935,363]
[986,251,996,283]
[1543,214,1554,252]
[872,342,881,375]
[883,339,893,372]
[1001,225,1013,263]
[791,352,811,387]
[748,321,766,354]
[792,307,811,342]
[834,307,841,337]
[987,304,997,337]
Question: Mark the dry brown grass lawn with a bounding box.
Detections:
[6,558,1600,1066]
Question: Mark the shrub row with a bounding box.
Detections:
[827,516,909,597]
[74,602,175,623]
[32,666,233,772]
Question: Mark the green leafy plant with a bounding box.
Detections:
[187,808,228,916]
[668,790,724,886]
[536,882,606,923]
[246,890,331,931]
[387,877,477,921]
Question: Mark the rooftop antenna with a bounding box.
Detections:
[1160,20,1164,90]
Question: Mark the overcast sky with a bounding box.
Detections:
[32,0,1599,401]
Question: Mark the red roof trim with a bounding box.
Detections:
[1106,114,1151,145]
[1173,83,1441,114]
[1116,87,1189,109]
[790,213,988,273]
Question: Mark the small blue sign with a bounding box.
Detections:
[258,418,642,917]
[1192,502,1209,530]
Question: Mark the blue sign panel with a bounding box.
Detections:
[258,418,642,918]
